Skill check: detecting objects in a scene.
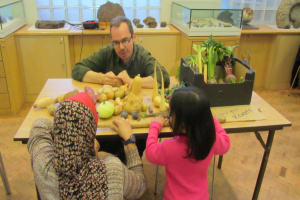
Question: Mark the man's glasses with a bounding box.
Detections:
[112,37,132,47]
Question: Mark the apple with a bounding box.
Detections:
[97,101,115,119]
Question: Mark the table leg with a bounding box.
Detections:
[36,185,41,200]
[252,129,275,200]
[217,155,223,169]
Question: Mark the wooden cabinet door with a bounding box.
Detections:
[235,35,274,89]
[16,36,68,101]
[0,35,24,114]
[136,35,180,75]
[136,34,180,75]
[70,35,111,67]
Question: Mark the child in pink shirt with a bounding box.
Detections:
[146,87,230,200]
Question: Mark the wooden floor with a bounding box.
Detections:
[1,89,300,200]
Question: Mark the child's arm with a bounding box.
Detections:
[213,117,230,155]
[145,121,168,166]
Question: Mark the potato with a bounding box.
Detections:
[141,104,148,112]
[98,93,107,102]
[102,85,113,93]
[106,90,115,99]
[114,89,125,99]
[153,95,161,107]
[55,89,79,103]
[114,105,123,115]
[47,104,58,116]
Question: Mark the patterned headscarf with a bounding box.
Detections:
[52,93,108,199]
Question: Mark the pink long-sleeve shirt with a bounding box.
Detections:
[146,118,230,200]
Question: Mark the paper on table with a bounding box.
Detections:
[211,105,265,122]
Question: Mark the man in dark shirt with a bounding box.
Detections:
[72,16,170,88]
[72,16,170,161]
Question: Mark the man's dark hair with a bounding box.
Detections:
[110,16,134,37]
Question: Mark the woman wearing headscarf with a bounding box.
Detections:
[27,91,146,200]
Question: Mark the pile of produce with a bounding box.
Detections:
[34,75,151,121]
[34,67,172,123]
[187,35,243,84]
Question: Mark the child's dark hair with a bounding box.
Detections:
[169,87,216,160]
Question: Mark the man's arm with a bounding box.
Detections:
[72,50,105,82]
[82,71,122,86]
[72,45,121,86]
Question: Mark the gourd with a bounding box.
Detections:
[34,97,56,108]
[97,101,115,119]
[152,61,168,111]
[152,61,159,100]
[55,89,79,103]
[124,75,143,113]
[158,65,167,112]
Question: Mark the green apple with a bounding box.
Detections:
[97,101,115,119]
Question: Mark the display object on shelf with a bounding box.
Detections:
[276,0,300,29]
[241,7,258,30]
[0,0,26,38]
[171,1,242,36]
[97,1,125,23]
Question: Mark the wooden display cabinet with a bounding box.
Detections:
[15,35,71,102]
[0,34,24,114]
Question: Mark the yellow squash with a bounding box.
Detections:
[124,75,143,113]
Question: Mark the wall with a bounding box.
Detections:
[23,0,38,24]
[22,0,221,25]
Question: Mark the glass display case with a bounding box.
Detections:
[0,0,26,38]
[171,1,242,36]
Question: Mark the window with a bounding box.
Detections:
[221,0,282,25]
[36,0,161,24]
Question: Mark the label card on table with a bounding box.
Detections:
[211,105,265,122]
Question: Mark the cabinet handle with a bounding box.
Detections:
[61,63,65,69]
[60,37,64,44]
[1,44,5,48]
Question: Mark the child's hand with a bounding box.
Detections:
[94,139,100,155]
[151,116,166,125]
[112,118,132,141]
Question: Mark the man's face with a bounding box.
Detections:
[111,22,135,64]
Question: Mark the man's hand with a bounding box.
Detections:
[82,71,122,86]
[100,72,123,87]
[117,70,133,86]
[111,118,132,141]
